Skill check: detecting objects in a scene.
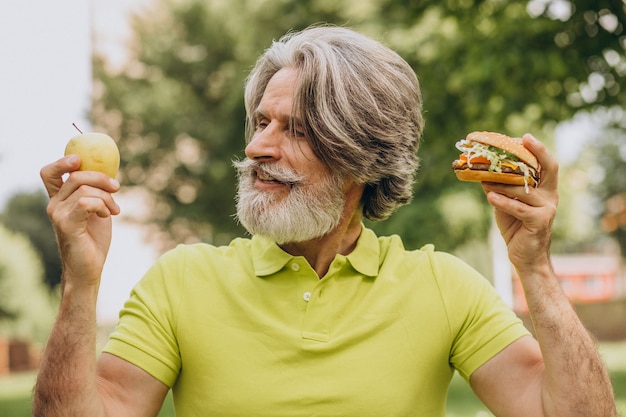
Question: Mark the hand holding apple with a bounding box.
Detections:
[64,131,120,178]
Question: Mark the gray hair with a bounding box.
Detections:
[244,24,424,221]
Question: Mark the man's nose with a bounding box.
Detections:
[245,124,281,161]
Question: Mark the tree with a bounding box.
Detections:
[92,0,353,248]
[0,190,61,290]
[0,264,16,320]
[0,224,57,344]
[367,0,626,250]
[92,0,626,253]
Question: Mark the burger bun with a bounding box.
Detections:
[466,131,539,170]
[454,167,538,187]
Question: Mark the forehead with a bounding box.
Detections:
[255,68,299,118]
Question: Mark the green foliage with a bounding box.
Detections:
[0,191,60,289]
[0,225,57,344]
[370,0,626,250]
[93,0,357,247]
[579,107,626,253]
[0,264,16,320]
[92,0,626,252]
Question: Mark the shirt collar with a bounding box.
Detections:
[344,226,380,277]
[250,235,293,276]
[250,225,381,278]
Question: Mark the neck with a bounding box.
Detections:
[280,211,363,278]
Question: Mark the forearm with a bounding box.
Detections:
[519,262,617,416]
[33,281,106,417]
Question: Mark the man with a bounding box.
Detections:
[34,25,616,416]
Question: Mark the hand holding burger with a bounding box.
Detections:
[452,131,540,193]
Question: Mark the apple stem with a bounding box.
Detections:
[72,123,84,134]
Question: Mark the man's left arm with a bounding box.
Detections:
[471,134,617,417]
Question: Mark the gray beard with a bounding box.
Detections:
[233,159,346,244]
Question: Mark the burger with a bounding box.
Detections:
[452,131,540,192]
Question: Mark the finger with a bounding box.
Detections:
[487,190,523,212]
[485,192,540,229]
[482,182,542,206]
[487,185,556,223]
[57,171,120,203]
[522,134,559,188]
[69,184,121,217]
[50,189,120,233]
[40,155,81,198]
[73,195,120,219]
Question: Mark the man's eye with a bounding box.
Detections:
[255,120,268,130]
[291,124,306,138]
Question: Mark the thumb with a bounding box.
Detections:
[40,155,81,197]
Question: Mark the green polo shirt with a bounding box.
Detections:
[103,227,528,416]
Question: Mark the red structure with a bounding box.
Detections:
[0,338,40,375]
[513,255,624,313]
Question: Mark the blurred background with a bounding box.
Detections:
[1,0,626,415]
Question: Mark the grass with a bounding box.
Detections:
[0,372,37,417]
[602,341,626,413]
[2,342,625,417]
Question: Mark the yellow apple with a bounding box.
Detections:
[64,133,120,178]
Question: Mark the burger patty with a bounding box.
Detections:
[452,161,523,175]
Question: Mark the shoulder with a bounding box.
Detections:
[156,237,254,267]
[378,234,480,277]
[135,238,254,293]
[376,234,495,302]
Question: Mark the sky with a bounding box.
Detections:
[0,0,155,323]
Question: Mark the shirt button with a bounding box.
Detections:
[291,263,300,272]
[303,291,311,302]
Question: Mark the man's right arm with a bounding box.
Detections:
[33,156,169,416]
[32,283,170,417]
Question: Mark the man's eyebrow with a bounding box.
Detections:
[252,110,304,128]
[251,110,265,121]
[289,115,305,129]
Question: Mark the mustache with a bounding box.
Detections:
[233,159,306,185]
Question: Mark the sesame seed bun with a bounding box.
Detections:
[466,131,539,170]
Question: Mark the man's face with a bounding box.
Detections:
[234,68,347,244]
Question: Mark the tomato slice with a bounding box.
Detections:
[460,154,491,164]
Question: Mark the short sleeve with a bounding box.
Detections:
[102,247,185,387]
[427,250,530,382]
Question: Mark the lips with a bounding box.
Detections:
[256,169,280,183]
[254,165,304,187]
[253,168,295,192]
[233,158,304,188]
